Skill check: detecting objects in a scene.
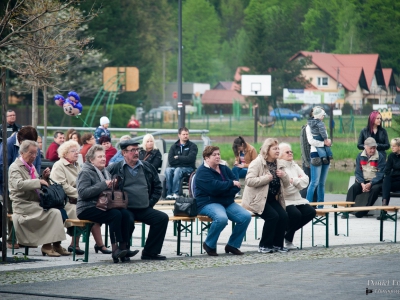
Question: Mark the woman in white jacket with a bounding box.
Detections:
[278,143,316,249]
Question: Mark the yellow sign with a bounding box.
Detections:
[103,67,139,92]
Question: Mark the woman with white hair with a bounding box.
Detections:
[242,138,290,254]
[9,140,66,257]
[50,140,111,255]
[277,142,316,249]
[139,134,162,171]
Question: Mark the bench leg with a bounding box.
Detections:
[174,220,193,257]
[312,213,329,248]
[105,225,109,248]
[141,223,146,247]
[380,210,398,243]
[300,227,303,250]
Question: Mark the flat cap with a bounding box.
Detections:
[364,137,377,147]
[120,139,140,150]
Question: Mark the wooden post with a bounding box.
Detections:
[1,67,8,260]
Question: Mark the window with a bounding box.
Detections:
[317,77,329,86]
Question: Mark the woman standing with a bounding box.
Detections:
[242,138,290,253]
[77,145,137,263]
[231,136,257,181]
[139,134,162,171]
[305,107,332,207]
[357,110,390,158]
[9,140,67,256]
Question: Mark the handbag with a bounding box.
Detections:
[39,178,68,211]
[174,196,198,217]
[96,176,128,211]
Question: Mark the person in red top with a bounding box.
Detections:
[46,131,65,161]
[99,136,117,166]
[80,133,96,162]
[127,115,140,128]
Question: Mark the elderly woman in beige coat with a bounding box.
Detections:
[50,140,111,255]
[242,138,290,254]
[9,140,66,257]
[277,143,316,250]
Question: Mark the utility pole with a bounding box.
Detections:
[177,0,185,129]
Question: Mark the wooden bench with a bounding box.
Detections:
[65,219,95,262]
[309,206,399,248]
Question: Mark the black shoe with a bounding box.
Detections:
[94,244,112,254]
[225,244,244,255]
[126,249,140,258]
[202,242,218,256]
[141,251,166,260]
[273,246,289,253]
[112,249,128,263]
[68,245,84,255]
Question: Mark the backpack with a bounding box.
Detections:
[300,125,311,168]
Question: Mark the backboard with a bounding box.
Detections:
[241,75,271,96]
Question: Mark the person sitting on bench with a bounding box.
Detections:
[345,137,385,218]
[165,127,198,200]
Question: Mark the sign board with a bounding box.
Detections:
[283,88,344,104]
[241,75,271,96]
[103,67,139,92]
[173,91,178,99]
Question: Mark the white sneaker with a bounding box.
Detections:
[258,246,274,254]
[284,240,298,250]
[172,193,179,200]
[166,195,173,200]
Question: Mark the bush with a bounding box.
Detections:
[342,102,353,115]
[362,102,373,115]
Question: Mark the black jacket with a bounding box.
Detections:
[384,152,400,177]
[0,122,21,139]
[168,139,198,169]
[139,148,162,171]
[107,160,162,207]
[357,127,389,157]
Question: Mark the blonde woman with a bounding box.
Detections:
[242,138,290,253]
[139,134,162,171]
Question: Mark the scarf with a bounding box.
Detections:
[92,164,112,181]
[20,157,40,197]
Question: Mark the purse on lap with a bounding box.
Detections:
[39,178,68,211]
[174,196,198,217]
[96,175,128,211]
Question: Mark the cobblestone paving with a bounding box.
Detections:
[1,243,400,286]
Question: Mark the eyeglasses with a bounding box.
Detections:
[69,149,80,154]
[285,151,293,154]
[125,148,139,153]
[27,151,38,156]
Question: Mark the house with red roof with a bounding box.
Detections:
[290,51,397,109]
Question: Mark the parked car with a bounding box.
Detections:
[147,106,174,121]
[269,108,303,121]
[297,104,332,118]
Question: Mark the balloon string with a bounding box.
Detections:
[77,115,91,128]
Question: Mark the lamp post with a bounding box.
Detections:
[177,0,184,129]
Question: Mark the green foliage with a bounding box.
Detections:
[362,102,373,115]
[342,102,353,115]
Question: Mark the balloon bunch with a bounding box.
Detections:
[53,91,83,116]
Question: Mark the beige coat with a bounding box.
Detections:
[277,159,309,206]
[235,144,258,168]
[242,155,290,214]
[50,157,81,226]
[9,158,66,246]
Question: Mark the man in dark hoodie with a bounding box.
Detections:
[165,127,198,200]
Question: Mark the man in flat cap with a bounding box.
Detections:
[345,137,385,218]
[107,139,168,260]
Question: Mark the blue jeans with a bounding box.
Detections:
[231,167,248,180]
[306,162,330,205]
[165,167,194,195]
[199,202,251,249]
[313,135,333,158]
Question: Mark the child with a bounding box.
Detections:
[94,116,111,144]
[307,106,333,164]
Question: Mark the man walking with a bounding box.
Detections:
[108,139,168,260]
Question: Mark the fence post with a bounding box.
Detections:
[207,115,209,130]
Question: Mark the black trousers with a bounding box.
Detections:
[257,199,288,248]
[78,207,130,245]
[285,204,316,242]
[127,207,169,255]
[382,175,400,204]
[346,182,382,217]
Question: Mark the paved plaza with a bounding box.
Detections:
[1,194,400,299]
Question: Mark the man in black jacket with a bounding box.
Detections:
[165,127,198,199]
[0,110,21,140]
[107,140,168,260]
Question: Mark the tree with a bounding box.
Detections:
[243,0,309,114]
